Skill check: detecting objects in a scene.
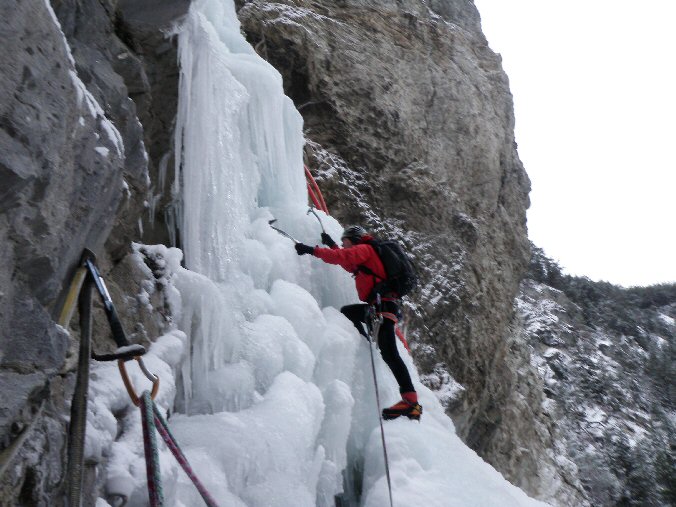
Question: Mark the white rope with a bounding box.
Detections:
[367,310,394,507]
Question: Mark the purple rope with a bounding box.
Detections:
[152,402,220,507]
[140,392,164,507]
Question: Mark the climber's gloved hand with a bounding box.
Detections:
[295,243,315,256]
[321,232,337,248]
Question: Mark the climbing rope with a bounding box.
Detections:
[377,311,411,353]
[305,165,329,214]
[395,327,410,353]
[366,302,395,507]
[138,390,220,507]
[151,398,220,507]
[140,392,164,507]
[307,180,323,212]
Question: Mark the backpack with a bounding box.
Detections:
[359,239,418,298]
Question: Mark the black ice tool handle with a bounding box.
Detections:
[84,259,129,348]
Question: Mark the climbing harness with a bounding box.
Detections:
[59,249,216,507]
[375,310,410,353]
[366,296,395,507]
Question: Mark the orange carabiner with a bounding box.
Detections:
[118,357,160,406]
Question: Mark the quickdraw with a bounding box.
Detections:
[60,250,159,506]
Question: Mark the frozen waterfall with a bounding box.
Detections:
[88,1,552,506]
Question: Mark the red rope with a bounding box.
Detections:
[395,326,411,353]
[307,182,322,210]
[377,311,411,352]
[305,165,329,214]
[152,404,220,507]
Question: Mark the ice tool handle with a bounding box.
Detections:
[84,257,146,361]
[84,258,129,350]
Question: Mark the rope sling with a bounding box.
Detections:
[305,165,329,213]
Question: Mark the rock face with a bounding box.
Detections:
[0,0,187,503]
[1,1,123,503]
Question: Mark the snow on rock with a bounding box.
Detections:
[43,0,125,158]
[658,312,675,327]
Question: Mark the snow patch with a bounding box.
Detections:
[658,313,674,327]
[95,146,109,158]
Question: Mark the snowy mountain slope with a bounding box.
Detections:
[513,248,675,506]
[84,1,551,506]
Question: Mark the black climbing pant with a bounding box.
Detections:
[341,302,415,394]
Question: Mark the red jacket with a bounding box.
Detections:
[313,237,386,302]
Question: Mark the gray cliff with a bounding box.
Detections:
[2,1,669,506]
[1,0,188,503]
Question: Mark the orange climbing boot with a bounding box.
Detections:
[382,392,422,421]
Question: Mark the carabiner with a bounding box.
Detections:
[118,357,160,406]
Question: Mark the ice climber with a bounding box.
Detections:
[295,225,422,421]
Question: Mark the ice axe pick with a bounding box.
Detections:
[268,219,300,244]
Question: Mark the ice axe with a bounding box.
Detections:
[307,206,326,234]
[268,219,300,244]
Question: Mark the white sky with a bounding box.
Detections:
[472,0,676,287]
